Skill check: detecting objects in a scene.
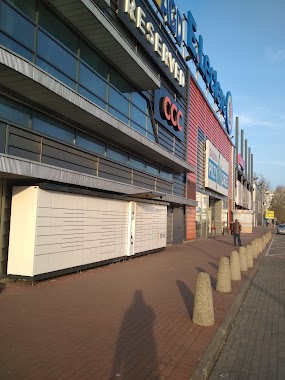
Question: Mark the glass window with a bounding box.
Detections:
[36,58,76,89]
[33,112,74,143]
[109,68,130,95]
[130,105,147,129]
[130,121,147,136]
[131,91,147,112]
[0,96,30,127]
[146,164,159,176]
[6,0,36,21]
[109,88,129,117]
[147,131,156,142]
[77,132,105,156]
[39,3,78,54]
[129,156,145,171]
[0,32,33,61]
[0,122,7,153]
[79,64,107,101]
[79,87,107,110]
[37,31,77,80]
[80,42,108,79]
[0,2,35,50]
[108,107,129,125]
[107,146,128,164]
[160,170,173,181]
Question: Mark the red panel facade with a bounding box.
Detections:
[186,76,234,240]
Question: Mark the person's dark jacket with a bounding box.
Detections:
[233,221,242,234]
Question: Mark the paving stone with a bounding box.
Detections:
[209,234,285,380]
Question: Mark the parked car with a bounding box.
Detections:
[277,224,285,234]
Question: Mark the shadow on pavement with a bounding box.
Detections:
[0,283,6,294]
[176,280,194,320]
[110,289,159,379]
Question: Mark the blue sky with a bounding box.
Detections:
[175,0,285,190]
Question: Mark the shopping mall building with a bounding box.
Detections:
[0,0,234,279]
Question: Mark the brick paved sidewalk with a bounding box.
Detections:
[0,228,269,380]
[208,236,285,380]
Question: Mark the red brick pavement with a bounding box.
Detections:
[0,227,269,380]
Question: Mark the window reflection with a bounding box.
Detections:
[0,1,35,49]
[107,146,128,164]
[37,58,76,89]
[109,88,129,117]
[7,0,36,21]
[79,87,107,110]
[37,31,77,79]
[77,132,105,156]
[79,64,107,101]
[80,42,108,79]
[33,112,74,143]
[39,2,78,54]
[0,32,33,61]
[109,67,130,95]
[0,96,30,127]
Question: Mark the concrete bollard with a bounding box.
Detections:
[251,240,257,259]
[193,272,215,326]
[216,256,231,293]
[230,251,241,281]
[246,245,254,268]
[262,235,266,250]
[239,246,248,271]
[257,238,263,253]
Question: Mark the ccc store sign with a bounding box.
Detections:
[154,89,184,140]
[159,96,183,132]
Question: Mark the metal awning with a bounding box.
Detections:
[0,48,195,175]
[47,0,160,90]
[128,191,166,199]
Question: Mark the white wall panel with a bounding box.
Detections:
[8,187,130,277]
[8,187,167,278]
[134,203,167,254]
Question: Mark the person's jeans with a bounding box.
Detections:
[234,233,241,246]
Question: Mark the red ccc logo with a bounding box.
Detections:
[160,96,183,132]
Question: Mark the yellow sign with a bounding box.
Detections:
[265,210,274,219]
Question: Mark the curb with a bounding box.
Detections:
[190,248,266,380]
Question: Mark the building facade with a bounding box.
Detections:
[186,75,234,239]
[0,0,196,279]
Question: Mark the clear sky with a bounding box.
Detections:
[175,0,285,190]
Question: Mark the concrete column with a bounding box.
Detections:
[214,200,223,235]
[241,129,244,160]
[244,139,248,178]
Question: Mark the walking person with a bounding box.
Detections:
[233,219,242,246]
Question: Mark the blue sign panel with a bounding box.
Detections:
[154,88,184,140]
[118,0,186,96]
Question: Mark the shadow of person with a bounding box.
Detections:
[176,280,194,320]
[110,290,159,379]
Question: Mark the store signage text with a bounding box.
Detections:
[160,96,183,131]
[154,88,184,139]
[205,140,229,197]
[186,11,233,134]
[118,0,185,95]
[152,0,183,46]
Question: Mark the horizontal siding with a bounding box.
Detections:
[98,158,132,184]
[156,178,173,194]
[5,125,177,193]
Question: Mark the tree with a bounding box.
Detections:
[270,186,285,224]
[254,173,270,194]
